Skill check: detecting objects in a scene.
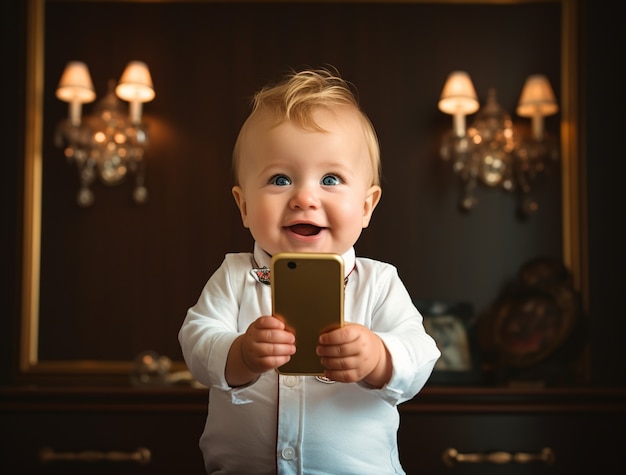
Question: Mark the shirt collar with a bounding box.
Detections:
[253,242,356,279]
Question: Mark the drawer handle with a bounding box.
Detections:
[443,447,555,466]
[39,447,151,465]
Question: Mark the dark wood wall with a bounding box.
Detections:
[35,1,562,368]
[584,0,626,386]
[8,0,625,388]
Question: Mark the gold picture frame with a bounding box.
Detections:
[19,0,584,383]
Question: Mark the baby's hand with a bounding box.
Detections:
[316,323,391,387]
[240,315,296,374]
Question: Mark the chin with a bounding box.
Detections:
[283,241,329,254]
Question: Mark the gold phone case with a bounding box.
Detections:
[271,252,344,375]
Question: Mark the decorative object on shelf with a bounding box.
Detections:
[414,300,482,386]
[442,447,556,467]
[438,71,559,217]
[477,257,585,386]
[54,61,155,207]
[130,350,205,387]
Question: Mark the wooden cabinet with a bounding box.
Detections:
[2,2,625,474]
[0,388,208,475]
[1,386,624,474]
[399,388,626,474]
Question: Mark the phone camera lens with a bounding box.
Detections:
[288,261,296,269]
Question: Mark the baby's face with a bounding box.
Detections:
[232,106,381,257]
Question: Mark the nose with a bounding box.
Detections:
[289,182,320,210]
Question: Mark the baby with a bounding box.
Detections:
[179,67,440,474]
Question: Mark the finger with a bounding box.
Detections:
[318,323,358,345]
[255,315,287,330]
[248,354,293,373]
[317,339,359,358]
[243,341,295,373]
[257,342,296,358]
[320,354,356,370]
[270,330,296,346]
[272,313,287,325]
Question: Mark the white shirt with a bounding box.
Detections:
[179,243,440,474]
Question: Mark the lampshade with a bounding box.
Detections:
[115,61,156,103]
[516,74,558,117]
[56,61,96,103]
[55,60,154,206]
[437,70,560,216]
[438,71,480,116]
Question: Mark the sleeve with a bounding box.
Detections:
[178,254,246,389]
[363,262,441,405]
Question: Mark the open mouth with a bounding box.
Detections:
[288,224,322,236]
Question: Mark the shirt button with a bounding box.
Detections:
[281,447,296,460]
[284,376,298,387]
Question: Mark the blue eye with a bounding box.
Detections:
[270,174,291,186]
[321,175,341,186]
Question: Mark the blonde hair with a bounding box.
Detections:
[233,67,381,186]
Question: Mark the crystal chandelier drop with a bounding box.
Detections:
[438,71,559,217]
[54,61,155,207]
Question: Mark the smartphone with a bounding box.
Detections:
[271,252,344,375]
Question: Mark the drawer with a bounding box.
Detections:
[398,412,624,475]
[0,410,206,474]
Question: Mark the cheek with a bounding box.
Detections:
[333,195,367,224]
[246,197,278,227]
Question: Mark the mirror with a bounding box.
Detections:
[19,0,582,384]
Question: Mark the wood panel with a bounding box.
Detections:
[21,0,566,381]
[2,386,624,474]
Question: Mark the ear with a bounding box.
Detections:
[232,185,249,228]
[362,185,382,228]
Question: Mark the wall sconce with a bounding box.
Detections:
[54,61,155,207]
[438,70,559,217]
